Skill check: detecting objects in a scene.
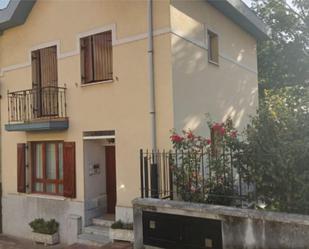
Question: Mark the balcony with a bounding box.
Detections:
[5,86,69,132]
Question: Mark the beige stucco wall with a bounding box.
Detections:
[0,0,173,233]
[170,0,258,135]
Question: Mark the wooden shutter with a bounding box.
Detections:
[40,46,58,88]
[31,50,41,88]
[80,36,94,84]
[63,142,76,198]
[17,143,26,193]
[93,31,113,81]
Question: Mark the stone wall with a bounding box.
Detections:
[133,198,309,249]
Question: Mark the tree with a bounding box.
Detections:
[244,86,309,213]
[251,0,309,90]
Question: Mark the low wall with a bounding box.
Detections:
[2,194,83,244]
[133,198,309,249]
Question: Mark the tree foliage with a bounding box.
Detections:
[244,86,309,213]
[251,0,309,89]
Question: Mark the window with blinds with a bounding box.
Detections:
[208,30,219,65]
[80,30,113,84]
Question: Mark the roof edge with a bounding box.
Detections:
[0,0,36,33]
[207,0,270,40]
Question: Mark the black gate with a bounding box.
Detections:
[143,211,223,249]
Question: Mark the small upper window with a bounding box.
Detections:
[80,30,113,84]
[208,30,219,65]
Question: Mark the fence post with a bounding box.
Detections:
[169,151,174,200]
[144,155,149,198]
[140,149,144,198]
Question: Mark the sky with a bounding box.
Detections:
[243,0,294,7]
[0,0,10,10]
[0,0,295,11]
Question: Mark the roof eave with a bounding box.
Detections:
[0,0,36,33]
[207,0,270,41]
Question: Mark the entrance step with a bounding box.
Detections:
[84,225,110,237]
[78,233,110,247]
[92,217,114,227]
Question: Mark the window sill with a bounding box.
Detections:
[81,79,114,87]
[22,193,66,201]
[208,59,219,67]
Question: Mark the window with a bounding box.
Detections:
[31,46,58,88]
[17,141,76,197]
[207,30,219,64]
[80,30,113,84]
[32,141,63,195]
[31,46,58,117]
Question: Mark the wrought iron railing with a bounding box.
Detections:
[140,149,254,208]
[7,86,67,123]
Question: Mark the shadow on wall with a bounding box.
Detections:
[170,1,258,135]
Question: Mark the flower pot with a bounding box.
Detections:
[32,232,59,246]
[110,228,134,242]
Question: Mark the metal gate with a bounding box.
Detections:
[143,211,223,249]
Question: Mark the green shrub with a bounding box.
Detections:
[29,218,59,235]
[243,86,309,214]
[111,220,133,230]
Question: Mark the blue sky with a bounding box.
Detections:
[0,0,10,9]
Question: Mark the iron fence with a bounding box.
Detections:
[7,86,67,123]
[140,149,255,207]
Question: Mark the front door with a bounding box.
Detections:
[105,146,117,214]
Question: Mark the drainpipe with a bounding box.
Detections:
[147,0,159,198]
[147,0,157,153]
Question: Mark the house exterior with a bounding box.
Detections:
[0,0,268,245]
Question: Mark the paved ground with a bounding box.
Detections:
[67,242,133,249]
[0,235,133,249]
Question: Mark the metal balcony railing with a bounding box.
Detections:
[7,86,67,123]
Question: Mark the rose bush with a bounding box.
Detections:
[170,118,242,205]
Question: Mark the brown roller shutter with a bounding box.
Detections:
[40,46,58,87]
[63,142,76,198]
[81,36,94,83]
[93,31,113,81]
[17,143,26,193]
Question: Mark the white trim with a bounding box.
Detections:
[0,25,257,76]
[219,53,257,74]
[80,79,114,87]
[171,29,258,74]
[0,25,170,77]
[83,135,115,140]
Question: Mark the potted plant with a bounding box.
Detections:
[110,220,134,242]
[29,218,60,246]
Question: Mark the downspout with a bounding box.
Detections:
[147,0,159,198]
[147,0,157,153]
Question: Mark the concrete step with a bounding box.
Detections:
[84,224,110,236]
[78,233,110,247]
[92,217,114,227]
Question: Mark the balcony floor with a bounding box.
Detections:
[5,119,69,132]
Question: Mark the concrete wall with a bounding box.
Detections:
[133,198,309,249]
[3,194,83,244]
[84,139,107,225]
[170,0,258,135]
